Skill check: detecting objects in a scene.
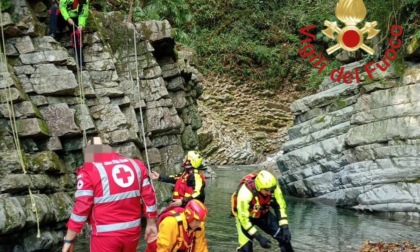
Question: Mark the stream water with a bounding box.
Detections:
[71,165,420,252]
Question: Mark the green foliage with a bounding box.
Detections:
[359,0,420,81]
[392,56,409,77]
[183,0,420,90]
[306,60,341,91]
[363,0,418,55]
[91,0,129,12]
[0,0,13,12]
[133,0,192,42]
[92,11,132,56]
[100,0,420,91]
[133,6,160,21]
[186,0,342,90]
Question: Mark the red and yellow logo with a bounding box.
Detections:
[298,0,403,84]
[322,0,380,55]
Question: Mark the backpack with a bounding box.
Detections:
[158,207,184,224]
[230,173,259,217]
[145,208,184,252]
[157,207,196,252]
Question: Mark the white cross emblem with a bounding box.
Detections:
[112,164,134,188]
[77,180,84,190]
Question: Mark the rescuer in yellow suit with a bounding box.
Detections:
[232,170,294,252]
[156,199,209,252]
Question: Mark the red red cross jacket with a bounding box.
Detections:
[67,152,158,236]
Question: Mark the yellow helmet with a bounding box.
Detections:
[186,150,204,169]
[255,170,277,191]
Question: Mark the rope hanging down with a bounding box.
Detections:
[131,28,154,189]
[72,24,87,148]
[0,3,41,238]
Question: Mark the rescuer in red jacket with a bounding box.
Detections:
[149,150,206,208]
[62,137,158,252]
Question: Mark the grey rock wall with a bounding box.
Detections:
[277,63,420,217]
[0,1,203,250]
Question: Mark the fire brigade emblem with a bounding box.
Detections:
[112,164,135,188]
[322,0,380,55]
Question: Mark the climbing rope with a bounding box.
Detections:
[0,3,41,238]
[78,11,153,186]
[0,5,24,173]
[71,24,87,148]
[28,188,41,238]
[71,23,90,234]
[131,28,154,188]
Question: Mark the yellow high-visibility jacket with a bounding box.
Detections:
[236,184,288,236]
[59,0,90,28]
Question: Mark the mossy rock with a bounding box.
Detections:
[198,132,213,150]
[315,115,326,124]
[29,151,66,174]
[92,11,133,55]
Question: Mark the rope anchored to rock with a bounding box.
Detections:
[131,27,154,189]
[0,2,41,239]
[72,24,87,148]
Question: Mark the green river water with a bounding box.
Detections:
[71,165,420,252]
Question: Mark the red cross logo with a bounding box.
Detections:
[112,164,134,188]
[117,167,131,183]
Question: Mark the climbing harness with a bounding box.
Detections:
[158,208,197,252]
[0,3,41,238]
[231,173,271,218]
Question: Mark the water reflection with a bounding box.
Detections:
[289,198,420,252]
[72,166,420,252]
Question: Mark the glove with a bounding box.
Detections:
[273,225,291,242]
[255,233,272,249]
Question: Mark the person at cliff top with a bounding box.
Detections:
[156,199,209,252]
[61,137,158,252]
[231,170,294,252]
[49,0,89,68]
[149,150,206,207]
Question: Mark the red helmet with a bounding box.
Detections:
[184,200,208,222]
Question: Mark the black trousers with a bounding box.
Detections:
[49,6,67,34]
[237,212,294,252]
[49,6,84,68]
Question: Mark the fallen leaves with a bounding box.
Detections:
[359,241,420,252]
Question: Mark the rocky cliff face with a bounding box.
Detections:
[198,76,297,165]
[277,62,420,217]
[0,1,203,250]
